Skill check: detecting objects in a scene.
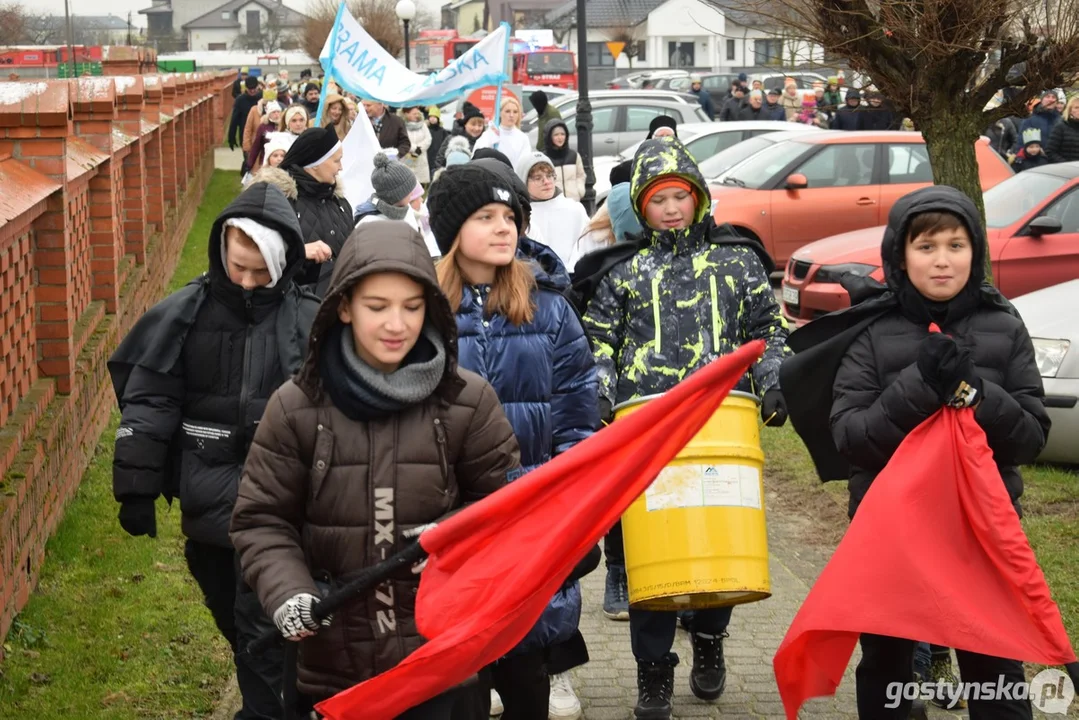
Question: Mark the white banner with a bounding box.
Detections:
[339,109,381,211]
[319,4,510,107]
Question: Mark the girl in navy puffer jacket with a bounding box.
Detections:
[429,163,599,720]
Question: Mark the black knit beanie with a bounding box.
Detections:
[472,147,513,168]
[462,103,486,124]
[471,156,531,226]
[280,126,340,170]
[646,115,678,139]
[427,164,523,256]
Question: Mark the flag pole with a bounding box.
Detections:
[315,1,347,127]
[491,23,510,150]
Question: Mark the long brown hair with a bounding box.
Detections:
[436,244,537,326]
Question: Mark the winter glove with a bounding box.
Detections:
[118,499,157,538]
[412,147,423,157]
[917,333,983,408]
[761,388,788,426]
[272,593,333,641]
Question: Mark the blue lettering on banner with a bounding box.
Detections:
[340,43,387,85]
[336,27,351,45]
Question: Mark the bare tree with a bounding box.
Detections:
[606,22,645,68]
[304,0,435,62]
[719,0,1079,227]
[0,3,28,44]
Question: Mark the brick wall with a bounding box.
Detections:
[0,71,234,651]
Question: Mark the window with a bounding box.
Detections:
[887,144,933,184]
[795,144,876,187]
[246,9,261,36]
[221,11,230,19]
[208,42,227,50]
[1042,188,1079,231]
[635,41,647,62]
[626,106,681,132]
[585,42,616,67]
[668,41,695,67]
[984,173,1067,228]
[753,39,783,66]
[562,105,618,134]
[726,39,736,61]
[527,52,574,75]
[686,130,744,162]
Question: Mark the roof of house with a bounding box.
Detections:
[138,0,172,15]
[183,0,307,29]
[37,14,139,29]
[445,0,484,9]
[546,0,766,28]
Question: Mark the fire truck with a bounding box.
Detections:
[509,45,577,90]
[413,30,481,73]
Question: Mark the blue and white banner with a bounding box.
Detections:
[319,4,510,107]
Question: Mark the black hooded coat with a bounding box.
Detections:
[779,186,1049,517]
[109,182,320,546]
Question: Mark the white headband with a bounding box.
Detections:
[303,140,343,170]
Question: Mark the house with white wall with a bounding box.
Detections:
[545,0,822,72]
[140,0,306,52]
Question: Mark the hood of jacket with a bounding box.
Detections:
[209,181,307,297]
[252,164,346,201]
[517,235,570,291]
[297,221,463,398]
[543,120,574,163]
[880,185,987,322]
[630,136,711,229]
[607,182,643,243]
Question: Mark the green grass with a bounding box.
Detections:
[0,170,245,719]
[763,423,1079,645]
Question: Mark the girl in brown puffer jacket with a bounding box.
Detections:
[231,220,521,718]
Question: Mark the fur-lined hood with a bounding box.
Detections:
[251,165,347,201]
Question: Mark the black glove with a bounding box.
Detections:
[118,499,157,538]
[761,388,788,426]
[917,333,982,408]
[412,147,423,157]
[598,397,613,426]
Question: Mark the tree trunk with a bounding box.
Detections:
[917,110,994,281]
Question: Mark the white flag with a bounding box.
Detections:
[339,112,381,212]
[320,5,510,106]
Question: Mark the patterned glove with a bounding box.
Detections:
[272,593,332,641]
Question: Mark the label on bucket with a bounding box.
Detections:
[645,464,762,512]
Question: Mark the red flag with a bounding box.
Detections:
[315,341,765,719]
[773,407,1076,719]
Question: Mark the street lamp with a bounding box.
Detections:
[396,0,417,70]
[574,0,596,214]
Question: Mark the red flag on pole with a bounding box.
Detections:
[315,341,766,719]
[773,407,1076,719]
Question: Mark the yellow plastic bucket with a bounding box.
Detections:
[615,391,770,611]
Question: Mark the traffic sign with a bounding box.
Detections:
[606,41,626,60]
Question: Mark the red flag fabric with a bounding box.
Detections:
[773,406,1076,719]
[315,341,765,720]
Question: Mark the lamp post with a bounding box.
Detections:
[574,0,596,215]
[396,0,417,70]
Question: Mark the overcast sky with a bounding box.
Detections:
[32,0,447,27]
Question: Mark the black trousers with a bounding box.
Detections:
[486,648,550,720]
[856,634,1032,720]
[185,540,285,720]
[605,519,625,567]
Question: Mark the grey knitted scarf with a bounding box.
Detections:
[336,322,445,413]
[374,196,411,220]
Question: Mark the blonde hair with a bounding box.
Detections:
[575,204,614,254]
[1065,95,1079,118]
[436,244,537,326]
[500,96,523,128]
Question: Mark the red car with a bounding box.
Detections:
[781,162,1079,325]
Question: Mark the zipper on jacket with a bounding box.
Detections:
[238,298,254,446]
[434,418,449,483]
[651,277,661,354]
[709,274,720,351]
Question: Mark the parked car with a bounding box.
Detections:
[591,122,822,206]
[650,72,739,107]
[606,69,688,90]
[780,161,1079,326]
[752,71,831,90]
[521,89,702,129]
[1010,279,1079,465]
[708,130,1013,269]
[525,97,711,156]
[698,128,822,182]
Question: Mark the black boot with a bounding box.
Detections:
[690,631,727,701]
[635,656,677,720]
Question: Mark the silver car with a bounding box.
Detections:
[1010,279,1079,465]
[526,97,712,156]
[522,89,703,129]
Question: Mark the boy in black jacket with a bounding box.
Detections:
[109,183,319,719]
[796,185,1048,719]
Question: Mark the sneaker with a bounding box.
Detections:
[689,631,728,701]
[928,656,966,709]
[603,565,630,620]
[490,688,503,717]
[635,657,676,720]
[548,672,582,720]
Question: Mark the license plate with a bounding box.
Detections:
[782,285,799,305]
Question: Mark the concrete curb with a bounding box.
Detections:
[210,675,242,720]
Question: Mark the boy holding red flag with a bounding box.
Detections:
[782,185,1054,718]
[575,135,791,719]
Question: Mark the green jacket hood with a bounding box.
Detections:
[629,136,711,228]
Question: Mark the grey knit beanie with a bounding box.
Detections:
[371,152,417,205]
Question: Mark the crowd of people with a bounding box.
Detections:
[985,90,1079,171]
[106,65,1060,720]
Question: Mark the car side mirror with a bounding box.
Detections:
[1028,216,1063,238]
[785,173,808,190]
